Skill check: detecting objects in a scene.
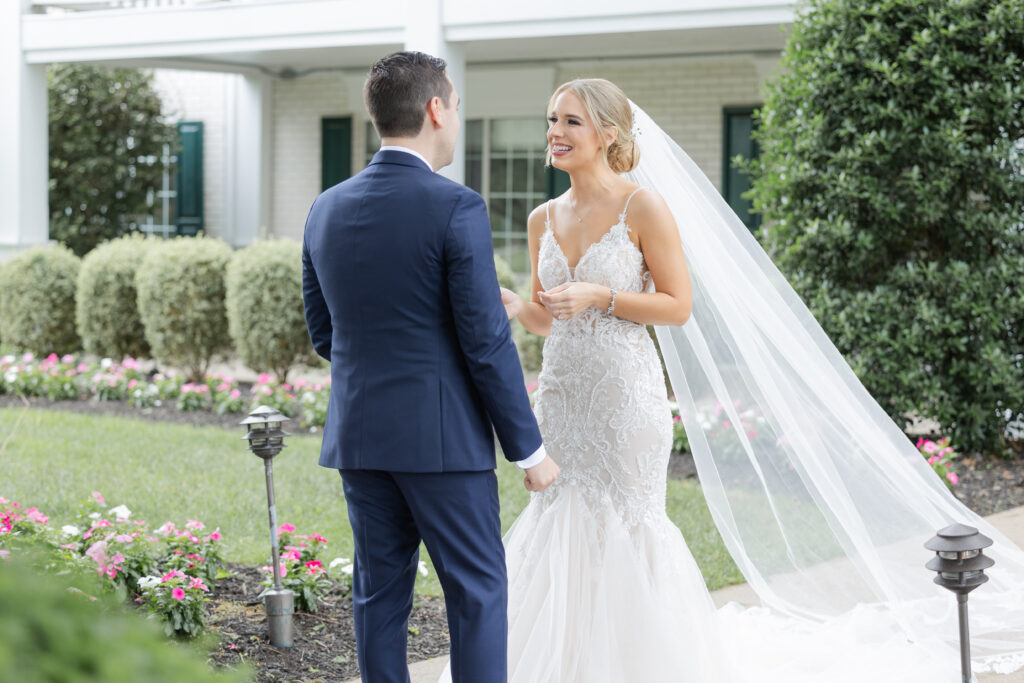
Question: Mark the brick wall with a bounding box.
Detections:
[153,69,233,238]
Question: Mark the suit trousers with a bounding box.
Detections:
[339,469,508,683]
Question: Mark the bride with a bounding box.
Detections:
[447,78,1024,682]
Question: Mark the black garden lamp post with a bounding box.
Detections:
[241,405,293,648]
[925,523,995,683]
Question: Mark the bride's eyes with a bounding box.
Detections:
[548,117,580,126]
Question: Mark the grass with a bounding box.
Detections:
[0,406,742,595]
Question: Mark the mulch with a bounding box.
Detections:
[205,565,448,682]
[5,395,1024,681]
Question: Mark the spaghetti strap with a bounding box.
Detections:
[621,187,643,218]
[544,200,553,231]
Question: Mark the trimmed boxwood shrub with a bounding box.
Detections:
[226,239,308,383]
[76,234,154,359]
[136,237,233,381]
[0,245,81,355]
[745,0,1024,452]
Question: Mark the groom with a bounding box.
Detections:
[302,51,559,682]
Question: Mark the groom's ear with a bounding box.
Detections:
[426,96,445,129]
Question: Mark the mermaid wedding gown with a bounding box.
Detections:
[501,191,736,682]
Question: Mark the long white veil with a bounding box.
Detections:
[625,102,1024,672]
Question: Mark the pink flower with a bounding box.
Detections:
[61,354,74,364]
[305,560,323,570]
[127,379,138,389]
[229,389,241,400]
[294,379,307,389]
[0,497,8,504]
[107,379,117,387]
[45,353,58,363]
[306,534,327,544]
[281,383,292,392]
[114,534,134,544]
[185,520,205,530]
[947,472,960,485]
[25,508,48,524]
[181,383,194,394]
[282,549,301,562]
[526,382,538,393]
[928,456,939,465]
[22,353,34,362]
[92,491,105,505]
[257,373,273,385]
[157,521,175,535]
[60,542,77,550]
[313,383,323,392]
[206,529,221,542]
[189,577,209,592]
[915,438,925,448]
[0,549,10,559]
[161,569,185,583]
[923,442,939,454]
[216,382,231,392]
[672,415,681,423]
[172,587,185,601]
[278,523,296,534]
[94,519,111,528]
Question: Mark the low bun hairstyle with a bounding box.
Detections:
[546,78,639,174]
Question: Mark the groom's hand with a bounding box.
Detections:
[523,456,559,492]
[500,287,523,320]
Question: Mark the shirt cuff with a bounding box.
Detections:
[515,444,547,470]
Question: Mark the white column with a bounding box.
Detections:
[226,73,273,246]
[0,0,49,260]
[404,0,465,184]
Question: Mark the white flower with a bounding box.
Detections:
[0,355,14,364]
[108,504,131,519]
[137,576,161,590]
[329,557,351,570]
[61,525,81,536]
[3,371,16,384]
[88,512,101,520]
[100,358,113,369]
[341,564,354,575]
[417,561,429,577]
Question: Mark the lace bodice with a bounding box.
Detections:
[527,190,672,534]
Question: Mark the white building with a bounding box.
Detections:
[2,0,793,269]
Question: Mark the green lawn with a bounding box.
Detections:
[0,406,742,595]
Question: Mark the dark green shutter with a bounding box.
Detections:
[546,166,571,199]
[176,121,204,236]
[722,107,761,232]
[321,117,352,190]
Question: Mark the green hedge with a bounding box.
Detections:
[76,234,154,359]
[745,0,1024,452]
[136,237,232,381]
[0,555,249,683]
[0,245,81,356]
[226,239,309,382]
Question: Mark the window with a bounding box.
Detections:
[722,107,761,232]
[176,121,203,236]
[322,117,352,190]
[364,117,562,273]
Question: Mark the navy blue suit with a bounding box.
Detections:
[302,149,542,682]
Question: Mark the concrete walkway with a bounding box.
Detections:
[343,506,1024,683]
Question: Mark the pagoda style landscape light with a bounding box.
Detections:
[926,523,995,683]
[242,405,293,648]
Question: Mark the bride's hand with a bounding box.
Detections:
[538,283,607,320]
[500,287,523,320]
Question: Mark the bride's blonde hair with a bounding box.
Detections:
[546,78,639,174]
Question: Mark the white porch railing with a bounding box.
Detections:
[30,0,261,13]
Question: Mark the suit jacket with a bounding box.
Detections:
[302,149,542,472]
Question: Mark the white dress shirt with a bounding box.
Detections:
[378,145,433,171]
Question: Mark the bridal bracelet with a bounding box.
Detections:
[607,288,617,314]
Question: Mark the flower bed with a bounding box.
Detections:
[0,353,329,429]
[0,492,352,639]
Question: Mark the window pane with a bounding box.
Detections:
[512,158,528,192]
[491,158,508,192]
[532,157,547,194]
[490,198,507,234]
[467,158,482,194]
[512,198,528,234]
[466,119,484,154]
[490,119,546,153]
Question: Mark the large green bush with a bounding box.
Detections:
[493,254,545,372]
[226,239,308,382]
[745,0,1024,452]
[76,234,154,359]
[0,556,249,683]
[136,237,232,381]
[0,245,81,355]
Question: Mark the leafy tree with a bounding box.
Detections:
[49,64,178,256]
[745,0,1024,452]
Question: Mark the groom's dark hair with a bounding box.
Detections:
[365,51,452,138]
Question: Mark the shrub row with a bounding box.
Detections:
[0,236,310,382]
